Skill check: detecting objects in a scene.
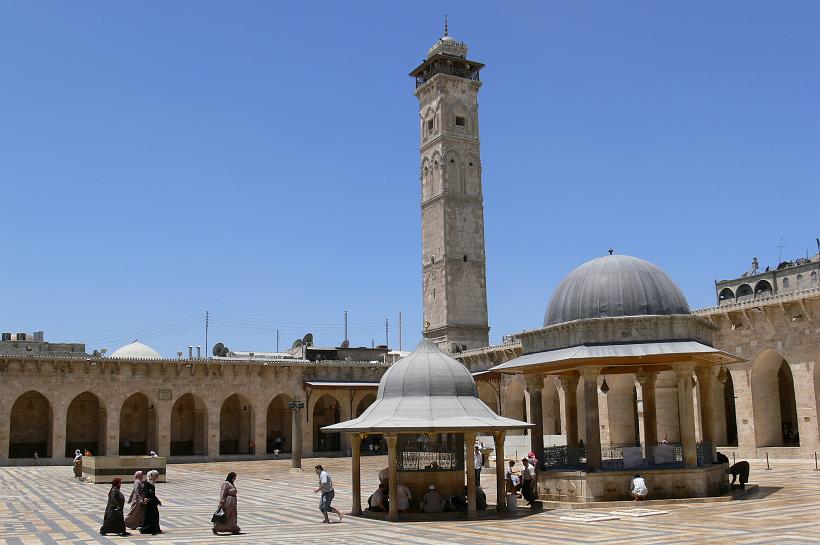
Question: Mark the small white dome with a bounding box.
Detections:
[441,35,456,42]
[110,340,162,360]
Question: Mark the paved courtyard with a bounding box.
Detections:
[1,456,819,544]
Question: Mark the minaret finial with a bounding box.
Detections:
[444,15,448,37]
[608,248,614,255]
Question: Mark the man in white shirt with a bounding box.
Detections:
[630,474,648,501]
[313,465,343,523]
[520,458,536,506]
[396,483,412,512]
[473,445,483,486]
[420,484,445,513]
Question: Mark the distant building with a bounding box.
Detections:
[0,330,86,358]
[715,254,820,305]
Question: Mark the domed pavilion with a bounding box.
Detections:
[323,338,531,520]
[492,253,745,501]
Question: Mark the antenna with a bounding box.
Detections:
[205,310,209,360]
[398,310,403,351]
[276,329,280,352]
[344,311,348,344]
[444,14,448,36]
[385,318,389,347]
[778,237,785,263]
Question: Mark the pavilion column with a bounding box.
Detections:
[525,375,545,462]
[695,366,716,446]
[493,430,506,512]
[675,364,698,468]
[351,433,363,516]
[386,434,399,522]
[291,403,303,469]
[559,373,580,448]
[465,431,478,519]
[636,371,658,448]
[579,367,602,469]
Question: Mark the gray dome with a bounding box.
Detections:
[378,338,477,398]
[544,254,690,326]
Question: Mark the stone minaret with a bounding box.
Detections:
[410,27,489,352]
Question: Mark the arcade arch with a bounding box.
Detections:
[219,393,254,455]
[170,393,208,456]
[9,391,52,458]
[355,393,376,417]
[503,380,527,435]
[266,394,292,454]
[66,392,105,457]
[119,393,156,455]
[312,394,342,452]
[751,350,799,447]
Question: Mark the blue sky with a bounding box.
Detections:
[1,1,818,357]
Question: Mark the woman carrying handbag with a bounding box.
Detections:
[212,472,242,535]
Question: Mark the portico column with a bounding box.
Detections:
[51,401,67,459]
[253,406,266,456]
[386,434,399,522]
[525,375,545,462]
[465,431,477,519]
[156,403,171,458]
[636,371,658,447]
[207,402,220,458]
[675,364,698,468]
[580,367,603,470]
[493,430,507,512]
[0,398,9,462]
[694,366,716,446]
[559,373,580,448]
[351,433,363,516]
[105,404,120,456]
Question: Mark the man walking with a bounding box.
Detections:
[473,445,482,486]
[520,458,536,507]
[313,465,343,523]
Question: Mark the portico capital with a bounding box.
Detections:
[558,373,580,391]
[524,374,545,392]
[578,366,603,380]
[635,370,658,387]
[673,363,696,378]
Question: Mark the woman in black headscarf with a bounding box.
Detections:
[99,478,130,536]
[139,470,163,535]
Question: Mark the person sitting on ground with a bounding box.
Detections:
[396,483,412,512]
[505,460,521,494]
[449,487,468,512]
[368,483,388,512]
[729,461,750,489]
[476,485,487,511]
[630,474,648,501]
[378,467,389,485]
[420,484,445,513]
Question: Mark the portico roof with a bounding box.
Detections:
[491,340,745,375]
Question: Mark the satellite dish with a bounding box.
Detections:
[212,343,229,357]
[303,333,314,346]
[341,339,350,348]
[292,339,303,349]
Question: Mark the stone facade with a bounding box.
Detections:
[0,353,385,464]
[416,36,489,352]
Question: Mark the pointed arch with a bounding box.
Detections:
[219,393,255,455]
[266,394,292,454]
[312,393,343,452]
[10,391,52,458]
[66,392,105,457]
[119,392,156,455]
[171,393,208,456]
[751,349,799,447]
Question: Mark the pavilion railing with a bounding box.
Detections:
[543,442,717,471]
[397,433,464,472]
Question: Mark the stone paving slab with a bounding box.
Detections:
[1,458,819,544]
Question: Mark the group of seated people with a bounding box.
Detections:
[367,467,488,514]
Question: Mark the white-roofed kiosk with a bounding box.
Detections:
[323,338,531,520]
[490,253,746,502]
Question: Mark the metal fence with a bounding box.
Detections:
[397,433,464,472]
[543,441,716,471]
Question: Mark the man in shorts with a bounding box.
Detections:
[313,465,343,523]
